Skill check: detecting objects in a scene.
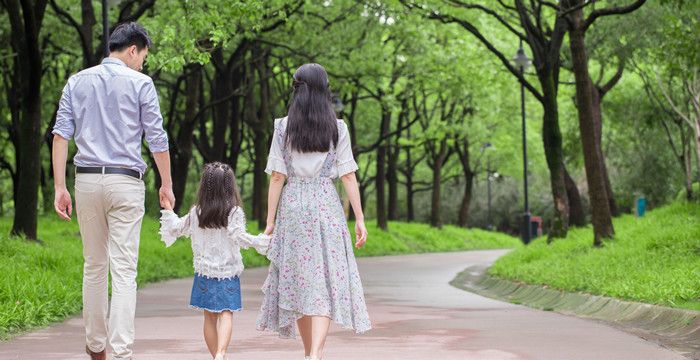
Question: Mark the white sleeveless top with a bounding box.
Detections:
[265,117,358,178]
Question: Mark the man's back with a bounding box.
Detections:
[54,57,168,174]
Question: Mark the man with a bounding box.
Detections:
[52,22,174,360]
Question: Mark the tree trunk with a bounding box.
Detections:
[405,147,415,222]
[252,47,272,230]
[40,166,52,214]
[375,105,391,230]
[456,142,473,228]
[694,117,700,182]
[7,0,48,240]
[457,173,474,228]
[387,111,402,221]
[681,151,693,200]
[592,87,619,216]
[211,50,233,162]
[227,65,244,170]
[540,79,570,238]
[564,169,586,227]
[430,140,449,228]
[569,8,615,245]
[172,66,201,213]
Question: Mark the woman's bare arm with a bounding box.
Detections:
[264,171,286,235]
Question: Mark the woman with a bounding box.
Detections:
[257,63,371,360]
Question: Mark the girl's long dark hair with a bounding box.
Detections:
[286,63,338,153]
[195,162,242,229]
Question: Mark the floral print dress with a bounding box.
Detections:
[256,118,371,338]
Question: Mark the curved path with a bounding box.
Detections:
[0,250,683,359]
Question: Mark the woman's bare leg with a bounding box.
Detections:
[309,316,331,359]
[297,316,312,357]
[203,311,218,358]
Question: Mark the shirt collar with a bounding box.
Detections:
[102,57,127,67]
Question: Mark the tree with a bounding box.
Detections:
[402,0,585,238]
[561,0,647,245]
[4,0,49,240]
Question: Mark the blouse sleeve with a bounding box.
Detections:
[227,208,271,255]
[159,209,192,247]
[265,118,288,175]
[336,120,359,177]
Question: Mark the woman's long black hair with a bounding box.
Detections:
[286,63,338,153]
[195,162,242,229]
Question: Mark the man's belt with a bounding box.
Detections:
[76,166,143,180]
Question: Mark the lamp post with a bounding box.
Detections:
[513,40,531,244]
[488,170,500,230]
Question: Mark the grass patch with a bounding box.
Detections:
[489,202,700,311]
[0,216,519,339]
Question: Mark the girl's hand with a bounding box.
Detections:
[354,220,367,249]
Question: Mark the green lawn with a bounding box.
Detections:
[0,215,520,339]
[489,202,700,311]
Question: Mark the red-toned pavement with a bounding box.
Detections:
[0,250,683,359]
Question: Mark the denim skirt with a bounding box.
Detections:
[189,273,242,313]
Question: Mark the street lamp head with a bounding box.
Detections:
[481,142,493,151]
[513,47,531,71]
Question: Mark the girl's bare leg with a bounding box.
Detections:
[215,310,233,357]
[203,311,219,358]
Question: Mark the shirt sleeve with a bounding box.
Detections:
[264,118,288,175]
[159,209,192,247]
[52,82,75,140]
[336,120,359,177]
[139,79,169,153]
[227,208,271,255]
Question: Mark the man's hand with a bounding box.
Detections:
[54,187,72,221]
[162,197,173,211]
[159,186,175,210]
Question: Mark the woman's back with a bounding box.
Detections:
[265,116,358,179]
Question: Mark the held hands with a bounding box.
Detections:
[161,197,173,210]
[354,219,367,249]
[159,186,175,210]
[54,187,72,221]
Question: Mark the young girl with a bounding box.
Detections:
[159,162,270,360]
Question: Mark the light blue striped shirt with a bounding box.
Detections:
[53,57,169,174]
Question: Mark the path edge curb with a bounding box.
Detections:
[450,265,700,359]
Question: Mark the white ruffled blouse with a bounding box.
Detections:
[159,206,270,279]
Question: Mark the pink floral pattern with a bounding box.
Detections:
[256,128,371,339]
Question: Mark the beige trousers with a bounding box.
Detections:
[75,173,145,360]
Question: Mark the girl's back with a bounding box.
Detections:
[161,206,267,279]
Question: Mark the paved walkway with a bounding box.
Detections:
[0,250,684,359]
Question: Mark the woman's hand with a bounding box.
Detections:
[264,222,274,236]
[354,219,367,249]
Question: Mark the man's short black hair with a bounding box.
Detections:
[108,22,152,52]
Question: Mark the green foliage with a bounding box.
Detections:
[490,202,700,310]
[675,183,700,202]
